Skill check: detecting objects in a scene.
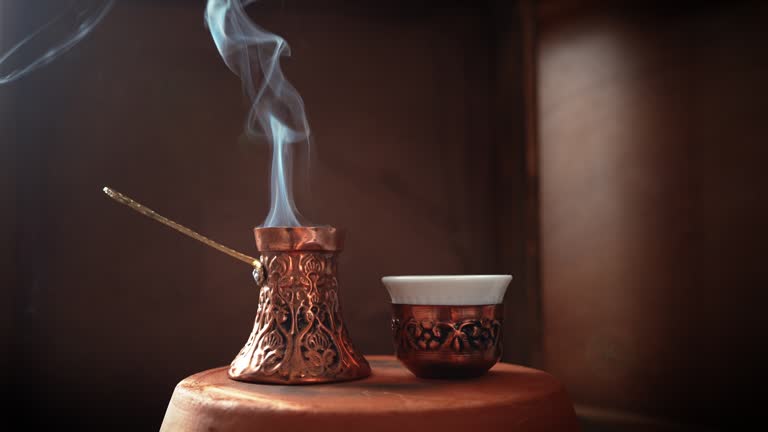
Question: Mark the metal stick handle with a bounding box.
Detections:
[102,186,264,283]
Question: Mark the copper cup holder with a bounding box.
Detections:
[391,304,504,378]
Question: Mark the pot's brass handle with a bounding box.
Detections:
[103,186,266,284]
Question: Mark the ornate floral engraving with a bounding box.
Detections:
[229,251,369,383]
[394,316,502,354]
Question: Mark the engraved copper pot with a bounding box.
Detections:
[229,226,371,384]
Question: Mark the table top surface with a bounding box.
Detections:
[172,355,567,414]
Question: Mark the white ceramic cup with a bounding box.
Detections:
[383,274,513,378]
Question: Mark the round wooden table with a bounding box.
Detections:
[160,355,579,431]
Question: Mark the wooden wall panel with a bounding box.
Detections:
[535,1,768,428]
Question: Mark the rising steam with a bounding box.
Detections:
[205,0,310,227]
[0,0,114,85]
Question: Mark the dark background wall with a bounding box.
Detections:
[5,1,767,431]
[534,0,768,430]
[2,1,527,430]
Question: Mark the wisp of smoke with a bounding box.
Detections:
[0,0,114,85]
[205,0,311,227]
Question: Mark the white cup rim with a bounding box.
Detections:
[382,274,512,305]
[383,274,511,282]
